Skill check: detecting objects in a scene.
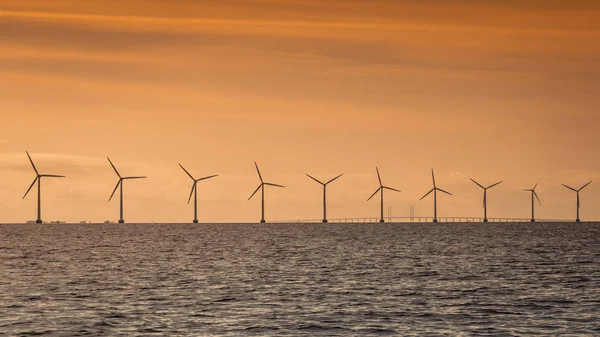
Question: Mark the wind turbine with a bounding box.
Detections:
[107,157,146,224]
[179,164,218,223]
[367,167,400,223]
[22,151,65,224]
[420,169,452,223]
[562,181,592,222]
[470,178,503,222]
[522,180,542,222]
[306,173,343,223]
[248,162,284,223]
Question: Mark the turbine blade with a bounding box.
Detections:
[470,178,484,189]
[23,177,38,199]
[579,181,592,191]
[487,181,503,189]
[437,188,453,196]
[178,164,195,180]
[107,157,121,178]
[534,191,542,206]
[306,174,323,185]
[383,186,401,193]
[187,183,196,204]
[197,174,218,181]
[533,179,540,190]
[431,169,436,188]
[264,182,285,188]
[123,176,146,180]
[40,174,65,178]
[326,174,343,185]
[562,184,577,192]
[26,151,38,175]
[367,187,381,201]
[376,167,382,186]
[248,184,262,201]
[419,188,434,201]
[254,162,263,183]
[109,180,121,201]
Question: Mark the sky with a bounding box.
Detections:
[0,0,599,223]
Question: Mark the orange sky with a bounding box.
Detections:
[0,0,599,223]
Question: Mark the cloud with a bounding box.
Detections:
[0,1,599,222]
[2,2,599,92]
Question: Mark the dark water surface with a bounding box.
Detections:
[0,223,599,336]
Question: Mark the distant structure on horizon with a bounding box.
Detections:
[562,181,592,222]
[179,163,218,223]
[22,151,65,224]
[420,169,452,223]
[367,167,400,223]
[522,180,542,222]
[470,178,503,222]
[248,162,285,223]
[5,152,597,223]
[107,157,146,224]
[306,172,343,223]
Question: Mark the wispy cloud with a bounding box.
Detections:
[0,1,599,222]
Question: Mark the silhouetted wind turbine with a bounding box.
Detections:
[367,167,400,223]
[470,178,503,222]
[23,151,65,224]
[107,157,146,224]
[562,181,592,222]
[420,169,452,223]
[179,164,218,223]
[248,162,284,223]
[522,180,542,222]
[306,173,343,223]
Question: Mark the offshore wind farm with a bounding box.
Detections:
[5,154,597,337]
[5,152,597,224]
[1,1,599,335]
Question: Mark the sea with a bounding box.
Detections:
[0,222,598,336]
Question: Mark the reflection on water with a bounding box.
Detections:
[0,222,599,335]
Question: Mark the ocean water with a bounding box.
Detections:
[0,222,598,336]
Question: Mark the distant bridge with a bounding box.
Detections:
[276,216,573,223]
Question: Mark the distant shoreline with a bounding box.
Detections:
[1,221,598,225]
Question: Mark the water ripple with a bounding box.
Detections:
[0,222,598,335]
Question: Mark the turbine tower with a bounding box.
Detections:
[179,164,218,223]
[107,157,146,224]
[248,162,284,223]
[562,181,592,222]
[306,173,343,223]
[470,178,503,222]
[420,169,452,223]
[522,180,542,222]
[22,151,65,224]
[367,167,400,223]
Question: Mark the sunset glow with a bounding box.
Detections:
[1,1,599,223]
